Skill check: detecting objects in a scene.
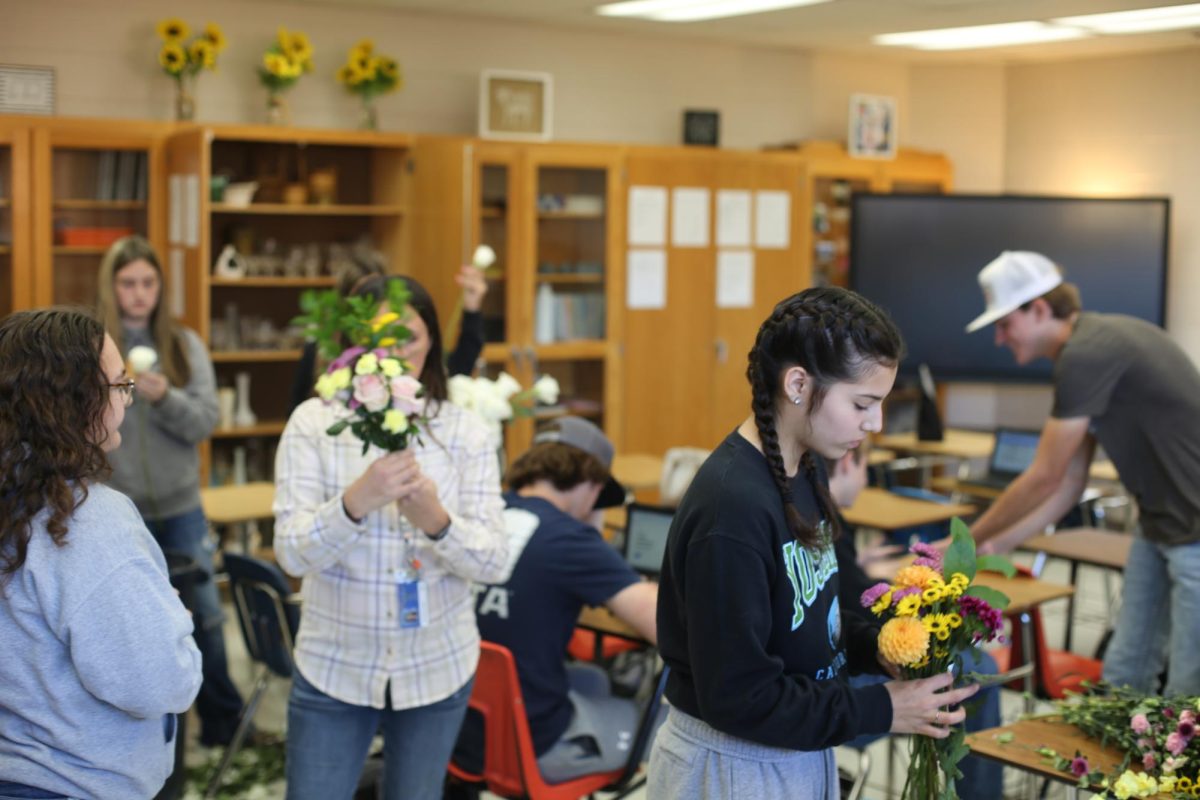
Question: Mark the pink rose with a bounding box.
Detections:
[1132,714,1150,735]
[389,374,424,415]
[1143,751,1158,770]
[353,373,389,412]
[1167,731,1188,756]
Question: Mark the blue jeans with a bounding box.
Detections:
[1103,536,1200,696]
[0,783,65,799]
[846,649,1002,800]
[286,669,474,800]
[145,508,245,745]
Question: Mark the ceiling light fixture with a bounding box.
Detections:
[595,0,831,23]
[1053,3,1200,34]
[873,21,1089,50]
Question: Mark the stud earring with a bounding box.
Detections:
[792,396,802,405]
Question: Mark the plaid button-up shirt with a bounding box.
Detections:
[274,399,508,710]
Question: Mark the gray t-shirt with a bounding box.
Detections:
[1053,312,1200,545]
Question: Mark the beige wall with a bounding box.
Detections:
[0,0,815,149]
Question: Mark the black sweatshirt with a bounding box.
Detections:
[657,431,893,751]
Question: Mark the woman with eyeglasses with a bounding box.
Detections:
[0,307,202,799]
[95,235,248,749]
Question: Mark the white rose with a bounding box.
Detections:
[128,345,158,375]
[448,374,479,411]
[494,371,522,400]
[532,375,560,405]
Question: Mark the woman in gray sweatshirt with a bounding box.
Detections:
[95,235,245,747]
[0,308,202,799]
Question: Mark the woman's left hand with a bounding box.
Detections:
[393,450,451,537]
[877,652,902,679]
[135,372,169,404]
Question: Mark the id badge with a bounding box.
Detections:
[398,578,429,629]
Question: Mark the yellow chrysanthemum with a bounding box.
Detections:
[203,23,227,52]
[870,590,893,617]
[189,39,216,70]
[895,565,941,589]
[894,593,921,617]
[878,616,930,667]
[159,42,187,74]
[157,18,190,42]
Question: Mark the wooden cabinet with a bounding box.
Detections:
[410,137,625,456]
[793,141,952,289]
[0,126,31,316]
[165,124,413,484]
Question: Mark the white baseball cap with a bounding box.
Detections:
[965,251,1063,333]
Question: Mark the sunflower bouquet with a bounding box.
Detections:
[294,281,429,454]
[861,519,1014,800]
[155,19,226,120]
[1036,685,1200,798]
[258,26,314,122]
[336,39,403,129]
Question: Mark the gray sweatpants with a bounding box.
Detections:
[647,706,838,800]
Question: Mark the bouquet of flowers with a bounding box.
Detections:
[259,26,314,118]
[335,39,402,129]
[448,372,560,441]
[295,281,428,453]
[1037,686,1200,798]
[861,519,1014,800]
[155,18,226,120]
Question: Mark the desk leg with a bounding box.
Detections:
[1064,561,1079,652]
[1021,612,1036,715]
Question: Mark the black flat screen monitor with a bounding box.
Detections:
[849,194,1169,381]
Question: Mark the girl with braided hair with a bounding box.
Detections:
[649,287,980,799]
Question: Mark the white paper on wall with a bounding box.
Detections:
[717,250,754,309]
[671,187,710,248]
[627,249,667,310]
[169,247,185,318]
[755,190,791,249]
[168,175,183,245]
[628,185,668,246]
[183,174,200,248]
[716,189,751,247]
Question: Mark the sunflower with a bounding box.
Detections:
[895,593,921,617]
[285,30,313,63]
[351,38,374,59]
[159,42,187,75]
[263,52,291,78]
[336,64,360,87]
[157,18,190,42]
[354,55,377,81]
[378,57,401,87]
[202,22,227,52]
[189,39,216,71]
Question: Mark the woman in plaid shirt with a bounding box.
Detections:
[274,275,508,800]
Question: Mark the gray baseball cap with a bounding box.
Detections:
[533,416,627,509]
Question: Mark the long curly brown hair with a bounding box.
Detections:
[0,308,112,578]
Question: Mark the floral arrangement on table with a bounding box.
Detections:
[155,19,226,121]
[335,39,403,130]
[294,282,428,453]
[448,372,560,442]
[1035,685,1200,798]
[861,519,1014,800]
[258,26,314,123]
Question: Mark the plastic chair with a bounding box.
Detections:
[447,641,664,799]
[990,566,1103,701]
[204,553,300,799]
[566,627,643,662]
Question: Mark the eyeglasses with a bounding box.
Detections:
[109,379,136,407]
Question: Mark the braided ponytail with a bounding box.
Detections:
[746,287,904,548]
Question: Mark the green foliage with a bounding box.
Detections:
[975,554,1016,578]
[294,281,413,360]
[964,584,1011,611]
[942,518,976,581]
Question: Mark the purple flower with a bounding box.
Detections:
[1165,707,1177,720]
[860,583,891,608]
[1178,721,1196,740]
[910,542,943,571]
[1167,731,1188,756]
[1143,751,1157,770]
[1131,714,1150,735]
[1070,755,1090,777]
[330,346,367,371]
[893,586,921,601]
[958,595,1004,641]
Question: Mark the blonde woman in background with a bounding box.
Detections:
[95,235,247,748]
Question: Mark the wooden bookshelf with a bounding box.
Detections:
[211,421,288,439]
[209,276,337,288]
[211,349,304,363]
[535,274,604,285]
[211,203,406,216]
[54,199,146,210]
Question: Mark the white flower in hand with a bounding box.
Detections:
[353,373,390,412]
[532,375,560,405]
[494,371,522,400]
[128,346,158,375]
[448,374,479,411]
[389,374,424,415]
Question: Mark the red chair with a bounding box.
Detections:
[566,627,643,662]
[990,566,1103,700]
[448,642,650,800]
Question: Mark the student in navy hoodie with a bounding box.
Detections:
[0,308,201,800]
[649,288,979,800]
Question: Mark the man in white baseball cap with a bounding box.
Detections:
[965,250,1200,697]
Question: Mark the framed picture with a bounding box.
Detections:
[848,93,897,159]
[479,69,552,141]
[682,109,719,147]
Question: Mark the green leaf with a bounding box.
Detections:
[326,420,349,436]
[942,517,977,581]
[964,584,1010,610]
[996,732,1014,744]
[975,554,1016,578]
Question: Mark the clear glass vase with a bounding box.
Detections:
[174,75,195,122]
[266,91,290,126]
[359,97,378,131]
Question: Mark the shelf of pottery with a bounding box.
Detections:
[164,126,412,485]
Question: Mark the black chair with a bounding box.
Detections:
[204,553,300,799]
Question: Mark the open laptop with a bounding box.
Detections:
[622,503,674,579]
[964,428,1041,490]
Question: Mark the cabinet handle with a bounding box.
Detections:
[715,339,729,363]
